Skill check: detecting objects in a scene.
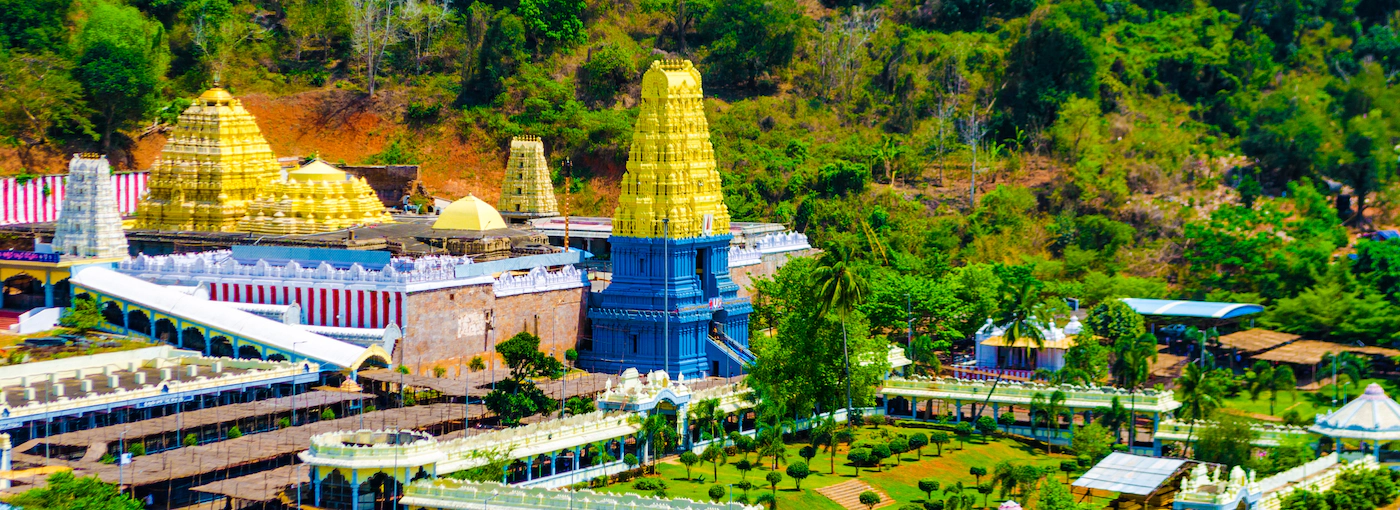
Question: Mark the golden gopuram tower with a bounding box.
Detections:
[237,160,393,235]
[497,135,559,222]
[135,86,281,231]
[612,59,730,239]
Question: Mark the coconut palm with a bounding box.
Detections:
[1094,396,1131,444]
[813,244,868,422]
[1174,363,1224,457]
[1031,390,1067,453]
[1110,332,1158,445]
[1246,361,1298,415]
[811,415,839,474]
[1321,352,1370,405]
[690,397,728,444]
[992,276,1052,369]
[642,414,679,472]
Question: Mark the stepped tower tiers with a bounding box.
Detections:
[497,135,559,222]
[51,154,129,258]
[135,86,282,231]
[237,160,393,235]
[582,60,753,380]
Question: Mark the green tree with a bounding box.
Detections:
[518,0,586,50]
[1193,416,1259,468]
[930,431,950,456]
[1241,92,1335,186]
[909,432,929,458]
[954,421,974,450]
[73,0,165,151]
[1246,361,1298,415]
[766,471,783,493]
[991,265,1057,368]
[8,471,143,510]
[970,466,987,485]
[0,0,73,52]
[1084,300,1145,345]
[226,425,242,439]
[702,443,726,480]
[321,408,336,421]
[975,415,997,440]
[624,453,639,470]
[847,448,870,475]
[1093,397,1130,444]
[999,4,1100,129]
[1329,110,1397,226]
[1034,476,1080,510]
[640,0,711,52]
[869,443,891,471]
[977,482,995,509]
[736,459,754,481]
[60,298,104,333]
[1174,363,1227,454]
[920,479,941,501]
[860,491,882,510]
[786,461,810,489]
[709,484,727,501]
[1111,332,1158,443]
[183,433,198,447]
[1070,423,1113,461]
[699,0,803,86]
[485,332,564,425]
[680,451,700,480]
[0,51,94,168]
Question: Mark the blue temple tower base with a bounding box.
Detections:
[583,234,753,379]
[577,59,752,379]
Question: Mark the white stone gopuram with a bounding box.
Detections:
[51,154,129,258]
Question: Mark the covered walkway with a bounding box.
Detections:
[69,266,390,371]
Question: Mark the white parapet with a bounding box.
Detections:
[493,265,587,297]
[1155,419,1312,447]
[879,375,1182,413]
[400,479,764,510]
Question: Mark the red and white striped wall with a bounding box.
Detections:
[0,172,149,225]
[208,283,405,328]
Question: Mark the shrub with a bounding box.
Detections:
[277,417,291,429]
[909,433,929,457]
[901,505,925,510]
[919,478,940,500]
[593,475,609,487]
[405,101,442,122]
[709,485,727,501]
[580,44,634,101]
[321,408,337,421]
[624,453,639,469]
[924,501,945,510]
[888,437,909,464]
[860,491,881,510]
[183,433,198,447]
[633,478,666,491]
[869,444,892,470]
[786,461,810,489]
[680,451,701,479]
[432,366,447,378]
[127,443,146,456]
[848,448,872,467]
[864,414,884,428]
[565,348,579,363]
[469,356,486,371]
[766,471,783,492]
[227,426,243,439]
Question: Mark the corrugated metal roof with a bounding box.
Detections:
[1119,298,1264,319]
[1073,453,1188,496]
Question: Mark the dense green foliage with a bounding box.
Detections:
[3,0,1400,353]
[484,331,564,425]
[7,471,143,510]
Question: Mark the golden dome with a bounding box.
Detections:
[288,159,347,182]
[197,87,235,104]
[433,194,507,231]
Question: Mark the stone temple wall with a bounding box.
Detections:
[341,165,420,207]
[400,284,586,375]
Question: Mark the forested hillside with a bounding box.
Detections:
[3,0,1400,341]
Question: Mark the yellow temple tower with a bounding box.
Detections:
[497,135,559,222]
[237,160,394,234]
[135,86,281,231]
[612,59,730,239]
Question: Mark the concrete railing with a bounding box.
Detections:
[880,376,1181,412]
[119,251,476,285]
[494,265,587,297]
[401,479,763,510]
[1155,419,1311,447]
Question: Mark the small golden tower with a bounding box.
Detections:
[497,135,559,222]
[237,160,394,234]
[612,59,730,239]
[135,86,281,231]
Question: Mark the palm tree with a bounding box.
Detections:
[1322,352,1370,406]
[992,277,1052,370]
[691,398,727,445]
[1111,332,1158,446]
[1174,363,1223,457]
[811,415,839,474]
[1031,391,1067,453]
[1094,397,1131,444]
[1246,362,1299,416]
[1029,393,1045,440]
[813,245,868,422]
[642,414,678,472]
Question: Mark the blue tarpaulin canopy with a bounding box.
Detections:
[1119,298,1265,319]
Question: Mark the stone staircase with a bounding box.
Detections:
[816,479,896,510]
[0,310,21,333]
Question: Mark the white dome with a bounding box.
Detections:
[1309,383,1400,440]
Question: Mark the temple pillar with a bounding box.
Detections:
[350,470,360,510]
[551,451,559,476]
[43,271,53,309]
[955,401,962,423]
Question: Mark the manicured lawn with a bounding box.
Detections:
[591,423,1095,510]
[1209,378,1389,422]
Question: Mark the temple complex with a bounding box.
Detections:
[135,86,281,231]
[580,60,753,379]
[237,160,393,234]
[51,154,129,258]
[497,135,559,222]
